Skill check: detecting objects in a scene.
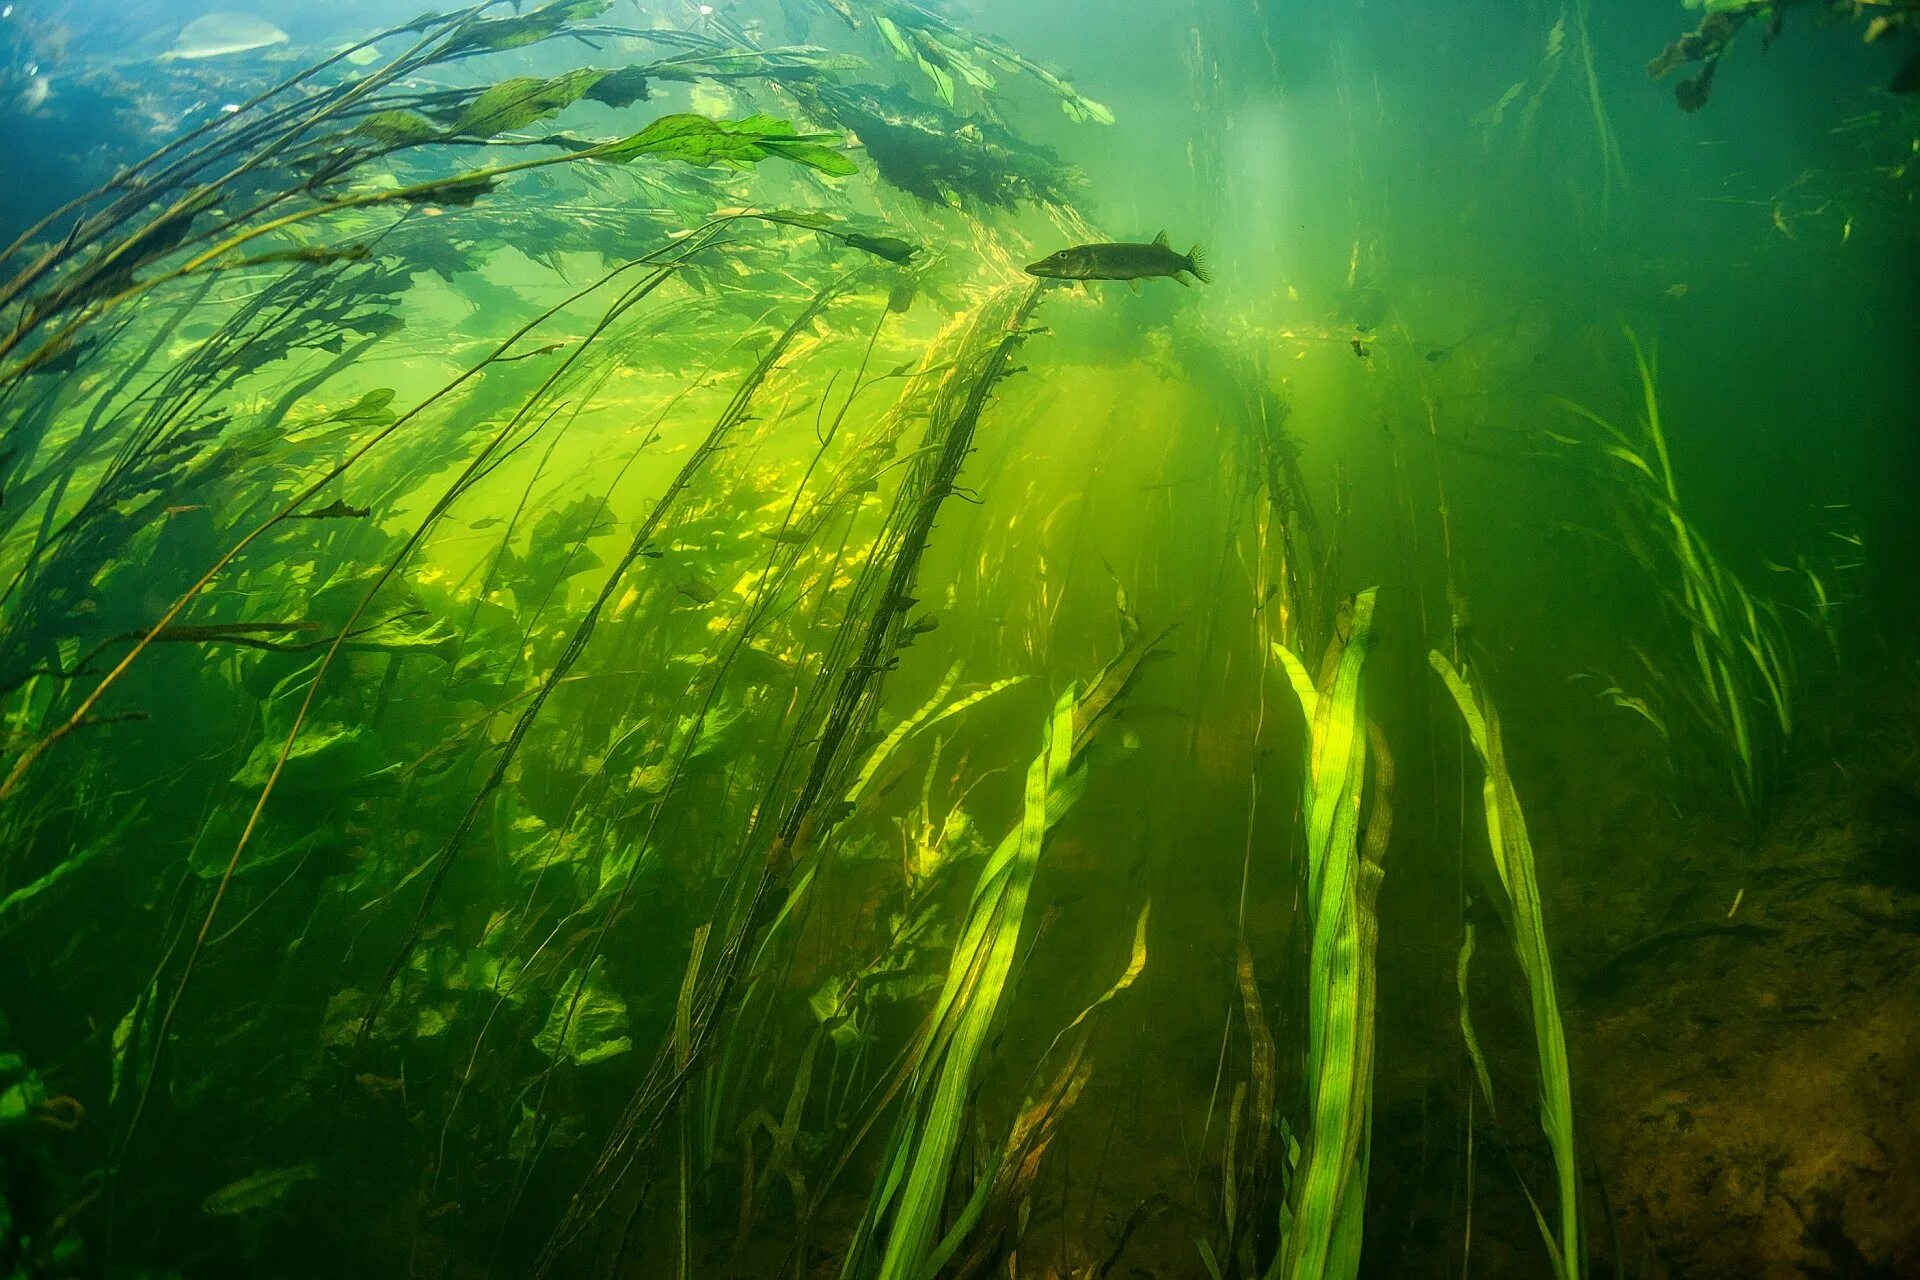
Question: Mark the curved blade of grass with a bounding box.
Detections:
[1457,923,1497,1118]
[1272,586,1387,1280]
[1430,652,1580,1280]
[847,684,1084,1280]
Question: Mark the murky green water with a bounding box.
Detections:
[2,2,1916,1276]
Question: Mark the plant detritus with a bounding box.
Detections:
[800,83,1076,209]
[1649,0,1920,111]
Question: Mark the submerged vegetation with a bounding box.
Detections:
[1433,655,1578,1280]
[1270,591,1391,1280]
[0,1,1915,1278]
[1554,331,1837,829]
[1649,0,1920,111]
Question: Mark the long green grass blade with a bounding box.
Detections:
[840,685,1085,1280]
[1273,587,1389,1280]
[1430,652,1581,1280]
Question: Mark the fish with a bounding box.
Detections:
[676,578,719,605]
[1024,231,1210,288]
[291,499,371,520]
[841,232,920,264]
[162,13,290,62]
[201,1162,319,1215]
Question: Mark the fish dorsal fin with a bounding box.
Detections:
[1152,230,1170,248]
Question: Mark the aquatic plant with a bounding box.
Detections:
[1475,4,1628,213]
[0,2,1907,1277]
[802,0,1114,124]
[0,4,918,809]
[1269,588,1393,1280]
[1554,329,1798,826]
[0,0,1085,1263]
[1649,0,1920,111]
[1431,652,1582,1280]
[795,82,1079,210]
[1235,356,1333,658]
[522,281,1058,1270]
[841,643,1155,1279]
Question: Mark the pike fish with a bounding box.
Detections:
[201,1162,319,1216]
[1024,231,1211,289]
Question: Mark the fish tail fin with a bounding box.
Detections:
[1186,245,1212,284]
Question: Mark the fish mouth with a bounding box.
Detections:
[1023,261,1065,278]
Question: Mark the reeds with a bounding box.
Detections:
[1430,652,1580,1280]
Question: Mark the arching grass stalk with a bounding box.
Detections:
[0,239,670,803]
[1429,652,1580,1280]
[0,3,525,360]
[1,253,366,623]
[1270,587,1392,1280]
[1,110,857,381]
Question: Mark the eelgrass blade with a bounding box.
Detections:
[1457,923,1497,1117]
[922,901,1151,1279]
[1430,652,1581,1280]
[1271,587,1390,1280]
[842,685,1086,1280]
[838,630,1168,1280]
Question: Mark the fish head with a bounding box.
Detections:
[1023,247,1093,280]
